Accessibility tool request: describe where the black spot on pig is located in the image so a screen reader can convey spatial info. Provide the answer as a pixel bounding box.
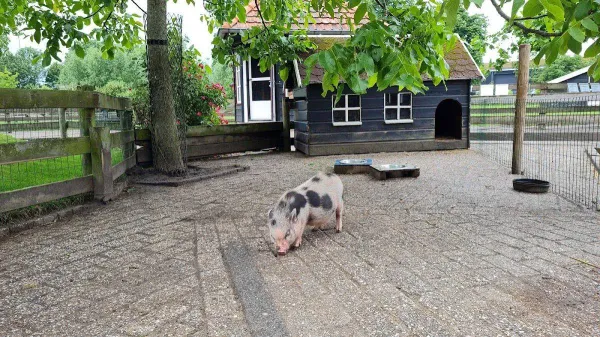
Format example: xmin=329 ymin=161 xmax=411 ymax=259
xmin=311 ymin=176 xmax=321 ymax=182
xmin=271 ymin=219 xmax=276 ymax=226
xmin=326 ymin=173 xmax=334 ymax=177
xmin=321 ymin=194 xmax=333 ymax=210
xmin=286 ymin=192 xmax=307 ymax=215
xmin=302 ymin=186 xmax=308 ymax=190
xmin=306 ymin=190 xmax=320 ymax=207
xmin=278 ymin=200 xmax=286 ymax=209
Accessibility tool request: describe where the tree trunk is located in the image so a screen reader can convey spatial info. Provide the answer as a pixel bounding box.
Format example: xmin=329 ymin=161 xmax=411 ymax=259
xmin=147 ymin=0 xmax=185 ymax=174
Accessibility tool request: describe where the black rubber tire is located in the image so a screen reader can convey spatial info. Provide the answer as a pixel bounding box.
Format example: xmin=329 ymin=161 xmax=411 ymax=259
xmin=513 ymin=179 xmax=550 ymax=193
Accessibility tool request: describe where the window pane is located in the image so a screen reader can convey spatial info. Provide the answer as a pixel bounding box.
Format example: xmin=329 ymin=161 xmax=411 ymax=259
xmin=252 ymin=81 xmax=271 ymax=101
xmin=347 ymin=95 xmax=360 ymax=108
xmin=333 ymin=110 xmax=346 ymax=122
xmin=400 ymin=108 xmax=411 ymax=120
xmin=385 ymin=93 xmax=398 ymax=106
xmin=385 ymin=108 xmax=397 ymax=120
xmin=348 ymin=109 xmax=361 ymax=122
xmin=251 ymin=58 xmax=269 ymax=78
xmin=399 ymin=93 xmax=411 ymax=106
xmin=333 ymin=96 xmax=345 ymax=108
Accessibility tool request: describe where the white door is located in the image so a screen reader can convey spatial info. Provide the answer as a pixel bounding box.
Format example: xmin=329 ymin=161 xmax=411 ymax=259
xmin=249 ymin=59 xmax=273 ymax=121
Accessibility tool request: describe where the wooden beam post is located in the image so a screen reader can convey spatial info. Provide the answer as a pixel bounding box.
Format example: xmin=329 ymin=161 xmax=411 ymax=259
xmin=90 ymin=126 xmax=113 ymax=201
xmin=78 ymin=86 xmax=96 ymax=175
xmin=281 ymin=98 xmax=291 ymax=152
xmin=59 ymin=108 xmax=67 ymax=139
xmin=512 ymin=44 xmax=530 ymax=175
xmin=119 ymin=110 xmax=134 ymax=159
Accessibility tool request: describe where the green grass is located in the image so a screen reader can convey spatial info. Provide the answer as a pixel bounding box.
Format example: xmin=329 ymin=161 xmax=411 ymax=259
xmin=0 ymin=148 xmax=124 ymax=192
xmin=0 ymin=134 xmax=25 ymax=144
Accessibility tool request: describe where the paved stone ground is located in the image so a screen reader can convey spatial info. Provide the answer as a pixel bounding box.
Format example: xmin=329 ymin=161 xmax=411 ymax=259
xmin=1 ymin=150 xmax=599 ymax=336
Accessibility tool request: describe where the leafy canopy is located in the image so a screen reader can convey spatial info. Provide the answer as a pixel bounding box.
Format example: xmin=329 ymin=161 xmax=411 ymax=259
xmin=453 ymin=9 xmax=488 ymax=65
xmin=0 ymin=69 xmax=18 ymax=88
xmin=1 ymin=0 xmax=144 ymax=66
xmin=1 ymin=0 xmax=599 ymax=95
xmin=0 ymin=47 xmax=45 ymax=88
xmin=531 ymin=55 xmax=593 ymax=82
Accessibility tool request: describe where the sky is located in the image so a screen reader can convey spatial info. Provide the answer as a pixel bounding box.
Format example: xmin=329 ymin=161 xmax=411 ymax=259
xmin=8 ymin=1 xmax=516 ymax=64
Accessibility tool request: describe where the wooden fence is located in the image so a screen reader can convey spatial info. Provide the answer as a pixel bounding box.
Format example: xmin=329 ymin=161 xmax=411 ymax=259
xmin=135 ymin=122 xmax=287 ymax=165
xmin=0 ymin=89 xmax=135 ymax=213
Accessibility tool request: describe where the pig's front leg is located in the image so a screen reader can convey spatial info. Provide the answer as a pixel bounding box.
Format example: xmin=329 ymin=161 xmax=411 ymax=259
xmin=292 ymin=222 xmax=306 ymax=248
xmin=335 ymin=202 xmax=343 ymax=233
xmin=293 ymin=235 xmax=302 ymax=248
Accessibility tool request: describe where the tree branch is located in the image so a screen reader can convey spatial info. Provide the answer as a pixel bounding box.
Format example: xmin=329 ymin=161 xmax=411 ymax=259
xmin=490 ymin=0 xmax=560 ymax=37
xmin=254 ymin=0 xmax=269 ymax=30
xmin=131 ymin=0 xmax=147 ymax=15
xmin=83 ymin=5 xmax=106 ymax=19
xmin=514 ymin=14 xmax=547 ymax=21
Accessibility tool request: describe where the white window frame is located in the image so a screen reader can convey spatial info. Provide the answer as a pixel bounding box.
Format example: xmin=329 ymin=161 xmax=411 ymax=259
xmin=384 ymin=92 xmax=413 ymax=124
xmin=235 ymin=58 xmax=242 ymax=104
xmin=332 ymin=94 xmax=362 ymax=126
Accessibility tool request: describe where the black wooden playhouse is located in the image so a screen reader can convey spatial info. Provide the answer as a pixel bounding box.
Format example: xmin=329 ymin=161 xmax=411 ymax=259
xmin=218 ymin=4 xmax=484 ymax=156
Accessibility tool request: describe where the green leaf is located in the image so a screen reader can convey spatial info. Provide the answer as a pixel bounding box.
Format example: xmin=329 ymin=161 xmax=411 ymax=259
xmin=573 ymin=0 xmax=591 ymax=20
xmin=279 ymin=66 xmax=289 ymax=81
xmin=237 ymin=3 xmax=247 ymax=23
xmin=582 ymin=18 xmax=598 ymax=32
xmin=358 ymin=53 xmax=374 ymax=74
xmin=445 ymin=0 xmax=460 ymax=28
xmin=567 ymin=36 xmax=582 ymax=54
xmin=511 ymin=0 xmax=525 ymax=19
xmin=539 ymin=0 xmax=564 ymax=22
xmin=75 ymin=44 xmax=85 ymax=58
xmin=348 ymin=0 xmax=361 ymax=8
xmin=354 ymin=3 xmax=367 ymax=25
xmin=471 ymin=0 xmax=483 ymax=6
xmin=584 ymin=40 xmax=600 ymax=58
xmin=42 ymin=54 xmax=51 ymax=67
xmin=368 ymin=73 xmax=377 ymax=87
xmin=318 ymin=50 xmax=336 ymax=73
xmin=34 ymin=30 xmax=41 ymax=43
xmin=568 ymin=26 xmax=585 ymax=42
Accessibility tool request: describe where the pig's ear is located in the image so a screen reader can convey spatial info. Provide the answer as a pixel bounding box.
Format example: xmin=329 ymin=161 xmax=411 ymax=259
xmin=287 ymin=208 xmax=298 ymax=223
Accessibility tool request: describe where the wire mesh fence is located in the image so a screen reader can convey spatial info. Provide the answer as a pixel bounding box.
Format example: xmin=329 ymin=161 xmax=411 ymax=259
xmin=471 ymin=94 xmax=600 ymax=210
xmin=0 ymin=106 xmax=132 ymax=193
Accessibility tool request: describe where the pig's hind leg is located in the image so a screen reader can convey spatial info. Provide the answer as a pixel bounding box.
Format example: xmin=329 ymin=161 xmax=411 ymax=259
xmin=335 ymin=201 xmax=343 ymax=233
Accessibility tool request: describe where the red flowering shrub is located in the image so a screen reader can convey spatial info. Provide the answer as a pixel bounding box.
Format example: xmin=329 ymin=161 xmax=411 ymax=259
xmin=181 ymin=48 xmax=228 ymax=126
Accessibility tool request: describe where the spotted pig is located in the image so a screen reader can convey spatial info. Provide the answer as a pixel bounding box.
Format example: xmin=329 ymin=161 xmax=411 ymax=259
xmin=267 ymin=172 xmax=344 ymax=256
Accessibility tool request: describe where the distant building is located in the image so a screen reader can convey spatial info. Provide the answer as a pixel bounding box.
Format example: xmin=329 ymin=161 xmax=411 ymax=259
xmin=481 ymin=69 xmax=517 ymax=86
xmin=548 ymin=66 xmax=594 ymax=84
xmin=549 ymin=66 xmax=600 ymax=93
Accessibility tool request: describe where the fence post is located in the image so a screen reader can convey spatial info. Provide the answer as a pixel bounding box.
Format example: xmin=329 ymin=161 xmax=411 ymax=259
xmin=281 ymin=98 xmax=291 ymax=152
xmin=512 ymin=44 xmax=530 ymax=175
xmin=59 ymin=108 xmax=67 ymax=139
xmin=90 ymin=126 xmax=114 ymax=201
xmin=78 ymin=86 xmax=96 ymax=175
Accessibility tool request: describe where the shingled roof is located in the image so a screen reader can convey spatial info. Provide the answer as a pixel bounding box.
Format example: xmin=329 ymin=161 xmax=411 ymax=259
xmin=219 ymin=2 xmax=363 ymax=34
xmin=219 ymin=4 xmax=483 ymax=82
xmin=297 ymin=37 xmax=484 ymax=83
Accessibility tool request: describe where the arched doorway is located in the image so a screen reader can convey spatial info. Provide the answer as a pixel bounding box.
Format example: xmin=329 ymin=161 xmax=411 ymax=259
xmin=435 ymin=99 xmax=462 ymax=140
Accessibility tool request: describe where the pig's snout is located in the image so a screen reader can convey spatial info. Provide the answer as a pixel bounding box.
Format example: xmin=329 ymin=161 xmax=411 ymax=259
xmin=276 ymin=240 xmax=290 ymax=256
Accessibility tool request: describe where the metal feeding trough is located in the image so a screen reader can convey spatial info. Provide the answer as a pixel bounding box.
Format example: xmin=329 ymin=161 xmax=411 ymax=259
xmin=370 ymin=164 xmax=420 ymax=180
xmin=334 ymin=159 xmax=373 ymax=174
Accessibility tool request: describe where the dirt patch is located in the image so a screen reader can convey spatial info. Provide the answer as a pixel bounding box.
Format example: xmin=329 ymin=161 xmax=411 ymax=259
xmin=128 ymin=164 xmax=248 ymax=187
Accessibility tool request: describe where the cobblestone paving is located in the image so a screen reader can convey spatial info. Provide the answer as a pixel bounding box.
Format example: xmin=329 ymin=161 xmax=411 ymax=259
xmin=1 ymin=150 xmax=599 ymax=336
